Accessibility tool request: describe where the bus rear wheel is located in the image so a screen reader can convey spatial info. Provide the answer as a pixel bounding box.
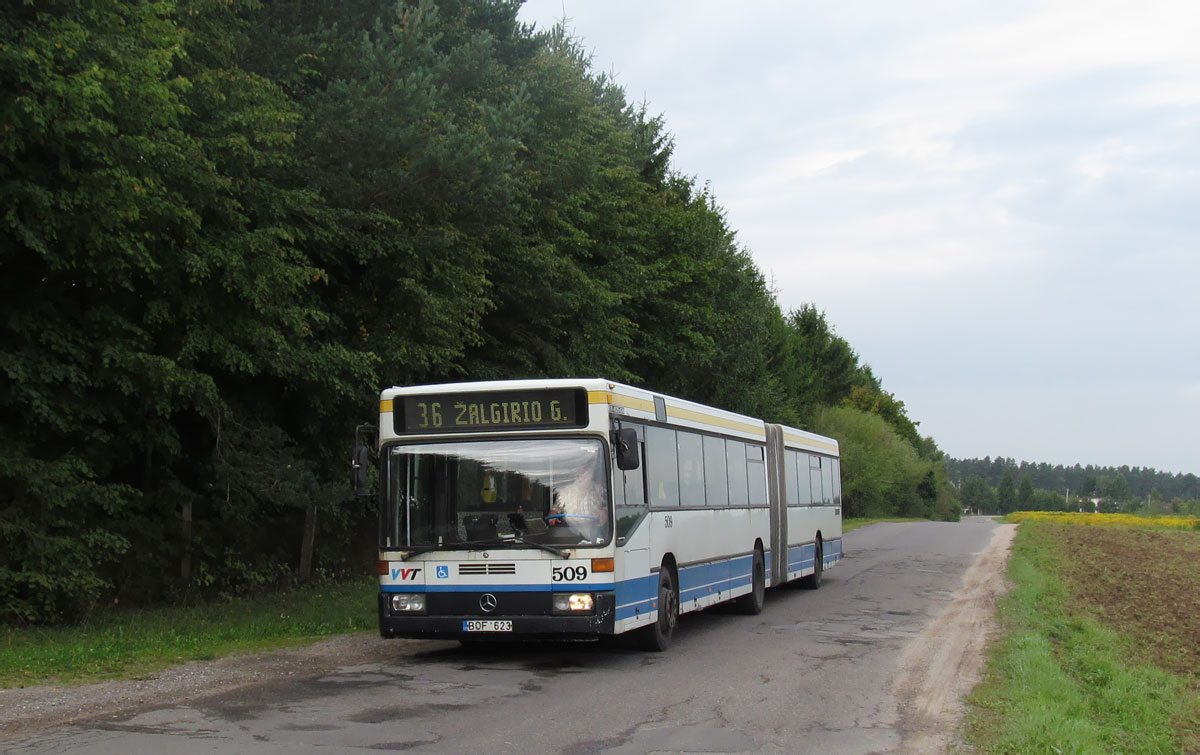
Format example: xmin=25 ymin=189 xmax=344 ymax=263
xmin=800 ymin=540 xmax=823 ymax=589
xmin=735 ymin=548 xmax=765 ymax=615
xmin=638 ymin=567 xmax=678 ymax=651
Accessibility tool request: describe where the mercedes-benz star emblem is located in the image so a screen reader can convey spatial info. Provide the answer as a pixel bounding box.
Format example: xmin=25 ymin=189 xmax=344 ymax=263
xmin=479 ymin=593 xmax=498 ymax=613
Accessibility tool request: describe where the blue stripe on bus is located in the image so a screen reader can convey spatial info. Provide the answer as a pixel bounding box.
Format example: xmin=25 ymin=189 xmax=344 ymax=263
xmin=614 ymin=554 xmax=757 ymax=621
xmin=677 ymin=554 xmax=753 ymax=603
xmin=381 ymin=543 xmax=843 ymax=617
xmin=614 ymin=574 xmax=657 ymax=621
xmin=826 ymin=538 xmax=843 ymax=562
xmin=787 ymin=543 xmax=816 ymax=572
xmin=381 ymin=583 xmax=616 ymax=593
xmin=784 ymin=539 xmax=844 ymax=573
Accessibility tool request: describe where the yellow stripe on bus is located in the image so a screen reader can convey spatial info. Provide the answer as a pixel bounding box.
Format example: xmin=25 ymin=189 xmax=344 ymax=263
xmin=613 ymin=395 xmax=656 ymax=412
xmin=380 ymin=399 xmax=394 ymax=413
xmin=668 ymin=406 xmax=765 ymax=438
xmin=783 ymin=432 xmax=838 ymax=453
xmin=590 ymin=392 xmax=658 ymax=413
xmin=591 ymin=391 xmax=763 ymax=437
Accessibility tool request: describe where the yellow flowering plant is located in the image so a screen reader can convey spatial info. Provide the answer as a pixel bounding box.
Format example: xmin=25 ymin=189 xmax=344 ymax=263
xmin=1007 ymin=511 xmax=1199 ymax=530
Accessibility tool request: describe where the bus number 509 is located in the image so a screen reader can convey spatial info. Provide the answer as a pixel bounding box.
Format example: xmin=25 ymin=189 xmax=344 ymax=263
xmin=552 ymin=566 xmax=588 ymax=582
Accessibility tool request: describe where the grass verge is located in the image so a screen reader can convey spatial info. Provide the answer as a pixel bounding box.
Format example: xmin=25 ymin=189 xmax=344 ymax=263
xmin=0 ymin=577 xmax=377 ymax=689
xmin=967 ymin=520 xmax=1199 ymax=752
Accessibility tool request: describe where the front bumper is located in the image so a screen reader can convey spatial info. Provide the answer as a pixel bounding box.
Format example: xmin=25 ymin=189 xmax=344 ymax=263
xmin=378 ymin=591 xmax=616 ymax=640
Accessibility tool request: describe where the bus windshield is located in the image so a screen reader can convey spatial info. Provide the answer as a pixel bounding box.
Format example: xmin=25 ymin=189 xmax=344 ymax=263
xmin=381 ymin=438 xmax=611 ymax=549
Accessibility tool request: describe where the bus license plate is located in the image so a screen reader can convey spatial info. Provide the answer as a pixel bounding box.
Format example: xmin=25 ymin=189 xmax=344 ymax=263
xmin=462 ymin=620 xmax=513 ymax=632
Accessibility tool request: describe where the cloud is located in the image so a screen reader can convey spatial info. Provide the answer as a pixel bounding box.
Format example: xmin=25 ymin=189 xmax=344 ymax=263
xmin=521 ymin=0 xmax=1200 ymax=474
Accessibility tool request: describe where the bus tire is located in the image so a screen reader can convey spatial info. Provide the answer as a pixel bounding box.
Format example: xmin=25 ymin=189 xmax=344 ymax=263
xmin=735 ymin=548 xmax=765 ymax=615
xmin=800 ymin=540 xmax=823 ymax=590
xmin=638 ymin=566 xmax=678 ymax=651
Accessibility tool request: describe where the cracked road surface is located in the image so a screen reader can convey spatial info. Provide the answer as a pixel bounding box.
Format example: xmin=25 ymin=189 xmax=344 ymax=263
xmin=3 ymin=518 xmax=1014 ymax=754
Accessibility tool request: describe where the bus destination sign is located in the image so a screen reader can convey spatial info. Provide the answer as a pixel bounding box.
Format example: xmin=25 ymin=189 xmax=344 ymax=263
xmin=397 ymin=388 xmax=588 ymax=434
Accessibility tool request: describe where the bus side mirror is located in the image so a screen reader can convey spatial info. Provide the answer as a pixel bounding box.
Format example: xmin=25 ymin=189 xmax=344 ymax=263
xmin=614 ymin=428 xmax=639 ymax=471
xmin=351 ymin=445 xmax=371 ymax=496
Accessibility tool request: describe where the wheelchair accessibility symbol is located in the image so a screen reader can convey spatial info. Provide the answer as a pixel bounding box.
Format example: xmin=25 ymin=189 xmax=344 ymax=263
xmin=436 ymin=566 xmax=449 ymax=579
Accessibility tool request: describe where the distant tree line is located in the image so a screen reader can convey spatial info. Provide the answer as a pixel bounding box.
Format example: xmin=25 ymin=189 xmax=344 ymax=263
xmin=949 ymin=457 xmax=1200 ymax=515
xmin=1 ymin=0 xmax=955 ymax=625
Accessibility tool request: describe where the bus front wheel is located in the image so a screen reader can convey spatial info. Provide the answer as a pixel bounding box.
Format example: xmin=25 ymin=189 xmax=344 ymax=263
xmin=638 ymin=567 xmax=678 ymax=651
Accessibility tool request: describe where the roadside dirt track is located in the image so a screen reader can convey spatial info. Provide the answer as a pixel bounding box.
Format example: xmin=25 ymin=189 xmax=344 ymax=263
xmin=894 ymin=522 xmax=1017 ymax=752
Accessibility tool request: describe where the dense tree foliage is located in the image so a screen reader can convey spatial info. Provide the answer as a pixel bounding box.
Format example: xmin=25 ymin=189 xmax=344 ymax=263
xmin=811 ymin=406 xmax=957 ymax=521
xmin=1 ymin=0 xmax=952 ymax=624
xmin=996 ymin=468 xmax=1016 ymax=515
xmin=960 ymin=475 xmax=995 ymax=514
xmin=1017 ymin=474 xmax=1034 ymax=509
xmin=949 ymin=457 xmax=1200 ymax=515
xmin=949 ymin=457 xmax=1199 ymax=507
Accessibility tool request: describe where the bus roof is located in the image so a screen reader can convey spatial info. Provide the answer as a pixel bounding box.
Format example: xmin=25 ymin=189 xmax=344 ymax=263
xmin=380 ymin=379 xmax=838 ymax=455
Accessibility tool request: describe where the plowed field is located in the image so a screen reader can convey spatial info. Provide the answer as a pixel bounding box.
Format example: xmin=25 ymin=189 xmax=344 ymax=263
xmin=1050 ymin=523 xmax=1200 ymax=682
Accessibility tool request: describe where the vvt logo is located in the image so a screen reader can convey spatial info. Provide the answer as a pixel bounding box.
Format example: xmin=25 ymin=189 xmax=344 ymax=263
xmin=436 ymin=565 xmax=450 ymax=579
xmin=390 ymin=568 xmax=421 ymax=581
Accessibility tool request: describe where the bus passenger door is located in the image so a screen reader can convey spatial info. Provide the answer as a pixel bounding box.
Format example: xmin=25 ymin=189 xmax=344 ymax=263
xmin=613 ymin=422 xmax=652 ymax=629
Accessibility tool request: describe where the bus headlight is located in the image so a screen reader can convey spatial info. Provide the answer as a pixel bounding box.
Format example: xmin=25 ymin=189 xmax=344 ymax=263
xmin=389 ymin=594 xmax=426 ymax=614
xmin=552 ymin=593 xmax=594 ymax=615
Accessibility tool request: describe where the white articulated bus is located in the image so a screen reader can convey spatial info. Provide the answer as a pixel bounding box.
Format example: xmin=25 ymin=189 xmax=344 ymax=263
xmin=359 ymin=378 xmax=842 ymax=650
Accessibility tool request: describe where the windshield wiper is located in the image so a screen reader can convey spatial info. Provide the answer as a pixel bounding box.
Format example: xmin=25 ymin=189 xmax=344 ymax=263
xmin=396 ymin=540 xmax=499 ymax=560
xmin=509 ymin=536 xmax=570 ymax=559
xmin=396 ymin=545 xmax=446 ymax=561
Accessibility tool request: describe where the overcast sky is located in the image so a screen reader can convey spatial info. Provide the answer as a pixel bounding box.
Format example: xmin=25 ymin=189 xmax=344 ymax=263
xmin=517 ymin=0 xmax=1200 ymax=476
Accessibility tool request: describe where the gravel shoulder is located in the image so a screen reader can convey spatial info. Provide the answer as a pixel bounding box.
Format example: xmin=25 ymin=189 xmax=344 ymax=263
xmin=0 ymin=632 xmax=405 ymax=741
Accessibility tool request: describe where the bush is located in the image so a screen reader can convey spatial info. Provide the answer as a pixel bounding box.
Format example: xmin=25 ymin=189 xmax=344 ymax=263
xmin=811 ymin=406 xmax=932 ymax=519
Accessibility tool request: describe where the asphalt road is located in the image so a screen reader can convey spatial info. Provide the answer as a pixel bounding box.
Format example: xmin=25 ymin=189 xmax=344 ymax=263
xmin=9 ymin=517 xmax=1005 ymax=754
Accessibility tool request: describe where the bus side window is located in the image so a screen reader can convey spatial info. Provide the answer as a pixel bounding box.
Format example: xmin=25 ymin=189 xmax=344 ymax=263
xmin=703 ymin=435 xmax=728 ymax=507
xmin=798 ymin=454 xmax=813 ymax=505
xmin=784 ymin=450 xmax=799 ymax=506
xmin=821 ymin=456 xmax=834 ymax=505
xmin=677 ymin=431 xmax=704 ymax=507
xmin=727 ymin=440 xmax=748 ymax=506
xmin=809 ymin=455 xmax=823 ymax=506
xmin=832 ymin=459 xmax=842 ymax=505
xmin=746 ymin=444 xmax=767 ymax=505
xmin=646 ymin=425 xmax=679 ymax=507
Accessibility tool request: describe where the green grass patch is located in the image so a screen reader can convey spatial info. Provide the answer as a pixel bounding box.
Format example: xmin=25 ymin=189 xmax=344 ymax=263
xmin=967 ymin=521 xmax=1197 ymax=753
xmin=843 ymin=517 xmax=927 ymax=532
xmin=0 ymin=577 xmax=377 ymax=688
